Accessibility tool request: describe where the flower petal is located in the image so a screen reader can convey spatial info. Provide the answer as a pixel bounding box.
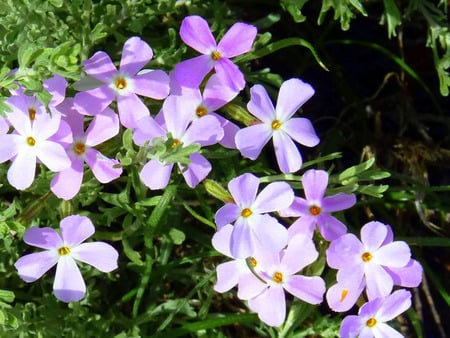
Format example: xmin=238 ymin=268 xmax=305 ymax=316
xmin=85 ymin=108 xmax=120 ymax=146
xmin=248 ymin=286 xmax=286 ymax=327
xmin=85 ymin=148 xmax=122 ymax=183
xmin=140 ymin=160 xmax=173 ymax=190
xmin=214 ymin=58 xmax=245 ymax=91
xmin=182 ymin=115 xmax=223 ymax=146
xmin=117 ymin=93 xmax=149 ymax=128
xmin=15 ymin=251 xmax=59 ymax=282
xmin=282 ymin=233 xmax=318 ymax=274
xmin=377 ymin=289 xmax=412 ymax=322
xmin=71 ymin=242 xmax=118 ymax=272
xmin=214 ymin=260 xmax=242 ymax=293
xmin=283 ymin=117 xmax=319 ymax=147
xmin=247 ymin=84 xmax=276 ymax=123
xmin=230 ymin=218 xmax=254 ymax=258
xmin=73 ymin=86 xmax=115 ymax=116
xmin=326 ymin=278 xmax=365 ymax=312
xmin=173 ymin=55 xmax=214 ymax=88
xmin=0 ymin=134 xmax=19 ymax=163
xmin=50 ymin=158 xmax=84 ymax=200
xmin=60 ymin=215 xmax=95 ymax=247
xmin=35 ymin=141 xmax=71 ymax=172
xmin=252 ymin=214 xmax=288 ymax=253
xmin=217 ymin=22 xmax=257 ymax=58
xmin=24 ymin=227 xmax=63 ymax=249
xmin=133 ymin=115 xmax=166 ymax=146
xmin=228 ymin=172 xmax=259 ymax=207
xmin=119 ymin=37 xmax=153 ymax=75
xmin=134 ymin=70 xmax=170 ymax=99
xmin=316 ymin=213 xmax=348 ymax=241
xmin=212 ymin=223 xmax=234 ymax=256
xmin=361 ymin=221 xmax=388 ymax=251
xmin=276 ymin=78 xmax=315 ymax=121
xmin=322 ymin=193 xmax=356 ymax=212
xmin=253 ymin=181 xmax=294 ymax=213
xmin=235 ymin=124 xmax=272 ymax=160
xmin=385 ymin=259 xmax=423 ymax=287
xmin=287 ymin=215 xmax=316 ymax=239
xmin=302 ymin=169 xmax=328 ymax=202
xmin=284 ymin=275 xmax=325 ymax=305
xmin=53 ymin=255 xmax=86 ymax=302
xmin=374 ymin=241 xmax=411 ymax=268
xmin=364 ymin=263 xmax=394 ymax=300
xmin=83 ymin=51 xmax=117 ymax=83
xmin=7 ymin=148 xmax=36 ymax=190
xmin=214 ymin=203 xmax=241 ymax=228
xmin=273 ymin=130 xmax=302 ymax=173
xmin=181 ymin=153 xmax=212 ymax=188
xmin=340 ymin=315 xmax=364 ymax=338
xmin=180 ymin=15 xmax=216 ymax=54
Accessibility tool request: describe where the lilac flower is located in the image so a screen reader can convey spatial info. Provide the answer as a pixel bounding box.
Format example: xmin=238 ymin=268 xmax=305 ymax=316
xmin=243 ymin=234 xmax=326 ymax=327
xmin=326 ymin=221 xmax=421 ymax=311
xmin=340 ymin=289 xmax=412 ymax=338
xmin=235 ymin=78 xmax=320 ymax=173
xmin=0 ymin=93 xmax=71 ymax=190
xmin=214 ymin=172 xmax=294 ymax=258
xmin=173 ymin=15 xmax=257 ymax=91
xmin=51 ymin=99 xmax=122 ymax=200
xmin=74 ymin=36 xmax=170 ymax=128
xmin=15 ymin=215 xmax=118 ymax=302
xmin=280 ymin=169 xmax=356 ymax=241
xmin=133 ymin=94 xmax=224 ymax=189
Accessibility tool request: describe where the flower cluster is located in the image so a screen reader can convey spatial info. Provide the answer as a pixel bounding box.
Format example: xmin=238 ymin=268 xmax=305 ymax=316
xmin=2 ymin=14 xmax=423 ymax=335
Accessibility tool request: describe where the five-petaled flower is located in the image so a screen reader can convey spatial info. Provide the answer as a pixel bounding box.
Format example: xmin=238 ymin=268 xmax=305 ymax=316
xmin=15 ymin=215 xmax=119 ymax=303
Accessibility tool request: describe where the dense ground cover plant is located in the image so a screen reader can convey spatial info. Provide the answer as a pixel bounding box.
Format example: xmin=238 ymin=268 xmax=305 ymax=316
xmin=0 ymin=1 xmax=448 ymax=337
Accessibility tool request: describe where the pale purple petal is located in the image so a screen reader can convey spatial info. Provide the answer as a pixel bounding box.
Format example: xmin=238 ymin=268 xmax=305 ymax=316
xmin=326 ymin=233 xmax=364 ymax=269
xmin=203 ymin=74 xmax=240 ymax=108
xmin=283 ymin=117 xmax=320 ymax=147
xmin=279 ymin=196 xmax=309 ymax=217
xmin=340 ymin=315 xmax=364 ymax=338
xmin=228 ymin=172 xmax=259 ymax=207
xmin=273 ymin=130 xmax=302 ymax=173
xmin=50 ymin=158 xmax=84 ymax=200
xmin=162 ymin=95 xmax=193 ymax=137
xmin=252 ymin=214 xmax=288 ymax=253
xmin=361 ymin=221 xmax=388 ymax=251
xmin=60 ymin=215 xmax=95 ymax=247
xmin=326 ymin=278 xmax=365 ymax=312
xmin=247 ymin=84 xmax=276 ymax=123
xmin=230 ymin=218 xmax=254 ymax=258
xmin=85 ymin=148 xmax=122 ymax=183
xmin=23 ymin=227 xmax=63 ymax=249
xmin=235 ymin=124 xmax=272 ymax=160
xmin=214 ymin=58 xmax=245 ymax=91
xmin=214 ymin=261 xmax=242 ymax=293
xmin=322 ymin=193 xmax=357 ymax=212
xmin=287 ymin=216 xmax=316 ymax=239
xmin=173 ymin=55 xmax=214 ymax=88
xmin=73 ymin=86 xmax=115 ymax=115
xmin=36 ymin=141 xmax=71 ymax=172
xmin=44 ymin=75 xmax=67 ymax=107
xmin=134 ymin=70 xmax=170 ymax=99
xmin=374 ymin=241 xmax=411 ymax=268
xmin=248 ymin=286 xmax=286 ymax=327
xmin=53 ymin=255 xmax=86 ymax=302
xmin=120 ymin=36 xmax=153 ymax=75
xmin=215 ymin=203 xmax=241 ymax=228
xmin=85 ymin=108 xmax=119 ymax=146
xmin=302 ymin=169 xmax=328 ymax=201
xmin=284 ymin=275 xmax=325 ymax=304
xmin=316 ymin=213 xmax=348 ymax=241
xmin=15 ymin=251 xmax=59 ymax=282
xmin=180 ymin=15 xmax=216 ymax=54
xmin=32 ymin=110 xmax=62 ymax=140
xmin=71 ymin=242 xmax=118 ymax=272
xmin=59 ymin=99 xmax=84 ymax=136
xmin=385 ymin=259 xmax=423 ymax=287
xmin=140 ymin=159 xmax=173 ymax=190
xmin=182 ymin=115 xmax=223 ymax=146
xmin=281 ymin=233 xmax=318 ymax=274
xmin=276 ymin=78 xmax=315 ymax=121
xmin=217 ymin=22 xmax=257 ymax=58
xmin=117 ymin=93 xmax=149 ymax=128
xmin=253 ymin=181 xmax=294 ymax=213
xmin=0 ymin=134 xmax=19 ymax=162
xmin=364 ymin=263 xmax=394 ymax=300
xmin=7 ymin=148 xmax=36 ymax=190
xmin=132 ymin=115 xmax=166 ymax=146
xmin=371 ymin=323 xmax=404 ymax=338
xmin=83 ymin=51 xmax=117 ymax=83
xmin=181 ymin=153 xmax=212 ymax=188
xmin=212 ymin=114 xmax=239 ymax=149
xmin=376 ymin=289 xmax=412 ymax=322
xmin=212 ymin=223 xmax=234 ymax=256
xmin=237 ymin=272 xmax=267 ymax=300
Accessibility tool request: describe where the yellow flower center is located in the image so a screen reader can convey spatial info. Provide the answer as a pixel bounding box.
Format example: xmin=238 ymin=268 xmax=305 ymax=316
xmin=28 ymin=107 xmax=36 ymax=121
xmin=366 ymin=317 xmax=377 ymax=327
xmin=196 ymin=106 xmax=208 ymax=117
xmin=309 ymin=205 xmax=321 ymax=216
xmin=340 ymin=288 xmax=349 ymax=302
xmin=58 ymin=246 xmax=71 ymax=256
xmin=362 ymin=252 xmax=373 ymax=262
xmin=250 ymin=257 xmax=257 ymax=267
xmin=241 ymin=208 xmax=252 ymax=218
xmin=271 ymin=119 xmax=282 ymax=130
xmin=211 ymin=50 xmax=222 ymax=61
xmin=171 ymin=139 xmax=181 ymax=148
xmin=114 ymin=77 xmax=127 ymax=90
xmin=73 ymin=142 xmax=86 ymax=155
xmin=27 ymin=136 xmax=36 ymax=146
xmin=272 ymin=272 xmax=283 ymax=283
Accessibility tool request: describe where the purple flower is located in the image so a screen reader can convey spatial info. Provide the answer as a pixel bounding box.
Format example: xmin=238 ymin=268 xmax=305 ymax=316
xmin=14 ymin=215 xmax=118 ymax=302
xmin=243 ymin=234 xmax=326 ymax=327
xmin=0 ymin=93 xmax=71 ymax=190
xmin=173 ymin=15 xmax=257 ymax=91
xmin=133 ymin=94 xmax=224 ymax=189
xmin=281 ymin=169 xmax=356 ymax=241
xmin=326 ymin=221 xmax=421 ymax=311
xmin=74 ymin=36 xmax=170 ymax=128
xmin=50 ymin=99 xmax=122 ymax=200
xmin=340 ymin=289 xmax=412 ymax=338
xmin=235 ymin=78 xmax=320 ymax=173
xmin=214 ymin=172 xmax=294 ymax=258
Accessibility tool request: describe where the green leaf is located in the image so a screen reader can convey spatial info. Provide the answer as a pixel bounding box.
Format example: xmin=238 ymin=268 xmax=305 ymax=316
xmin=281 ymin=0 xmax=309 ymax=23
xmin=168 ymin=228 xmax=186 ymax=245
xmin=122 ymin=238 xmax=144 ymax=266
xmin=382 ymin=0 xmax=402 ymax=38
xmin=338 ymin=158 xmax=375 ymax=182
xmin=0 ymin=290 xmax=14 ymax=303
